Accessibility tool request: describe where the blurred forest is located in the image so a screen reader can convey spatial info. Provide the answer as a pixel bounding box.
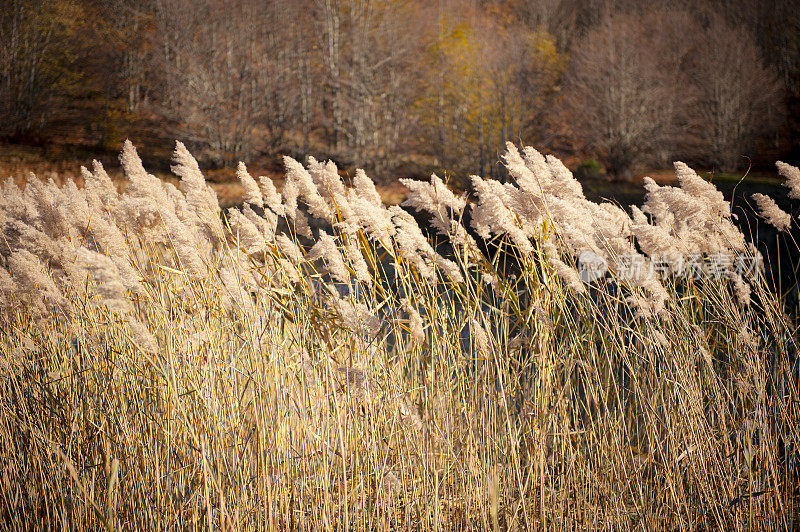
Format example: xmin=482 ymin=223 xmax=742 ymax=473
xmin=1 ymin=0 xmax=799 ymax=182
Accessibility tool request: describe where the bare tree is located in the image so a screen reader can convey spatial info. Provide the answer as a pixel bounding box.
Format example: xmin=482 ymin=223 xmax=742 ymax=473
xmin=688 ymin=13 xmax=783 ymax=170
xmin=312 ymin=0 xmax=431 ymax=170
xmin=150 ymin=0 xmax=306 ymax=163
xmin=561 ymin=12 xmax=689 ymax=179
xmin=705 ymin=0 xmax=800 ymax=96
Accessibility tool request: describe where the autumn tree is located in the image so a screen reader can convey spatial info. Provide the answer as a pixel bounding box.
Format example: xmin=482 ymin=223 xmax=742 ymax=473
xmin=0 ymin=0 xmax=82 ymax=139
xmin=91 ymin=0 xmax=157 ymax=114
xmin=0 ymin=0 xmax=795 ymax=178
xmin=419 ymin=3 xmax=563 ymax=178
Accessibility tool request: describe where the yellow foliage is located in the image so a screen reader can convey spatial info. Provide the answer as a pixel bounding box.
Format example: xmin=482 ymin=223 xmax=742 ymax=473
xmin=417 ymin=13 xmax=564 ymax=176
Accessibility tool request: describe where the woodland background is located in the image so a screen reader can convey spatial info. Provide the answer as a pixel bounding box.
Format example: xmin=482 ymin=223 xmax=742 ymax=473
xmin=1 ymin=0 xmax=799 ymax=183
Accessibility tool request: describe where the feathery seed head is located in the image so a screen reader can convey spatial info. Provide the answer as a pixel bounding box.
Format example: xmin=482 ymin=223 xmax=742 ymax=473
xmin=236 ymin=162 xmax=263 ymax=207
xmin=752 ymin=193 xmax=791 ymax=231
xmin=776 ymin=161 xmax=800 ymax=199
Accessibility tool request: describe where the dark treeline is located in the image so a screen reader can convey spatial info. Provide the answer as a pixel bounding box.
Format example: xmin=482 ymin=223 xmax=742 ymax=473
xmin=1 ymin=0 xmax=799 ymax=181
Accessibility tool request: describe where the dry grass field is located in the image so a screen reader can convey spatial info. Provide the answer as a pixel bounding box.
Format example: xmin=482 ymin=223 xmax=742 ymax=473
xmin=0 ymin=141 xmax=798 ymax=530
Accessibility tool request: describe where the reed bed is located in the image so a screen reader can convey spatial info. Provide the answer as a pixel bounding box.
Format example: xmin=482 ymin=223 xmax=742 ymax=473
xmin=0 ymin=141 xmax=798 ymax=530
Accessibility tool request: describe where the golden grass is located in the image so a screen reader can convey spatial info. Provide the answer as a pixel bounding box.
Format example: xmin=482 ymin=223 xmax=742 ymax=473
xmin=0 ymin=145 xmax=798 ymax=530
xmin=0 ymin=145 xmax=408 ymax=208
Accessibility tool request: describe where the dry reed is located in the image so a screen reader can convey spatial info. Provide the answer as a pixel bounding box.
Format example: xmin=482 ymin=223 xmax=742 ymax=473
xmin=0 ymin=141 xmax=798 ymax=530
